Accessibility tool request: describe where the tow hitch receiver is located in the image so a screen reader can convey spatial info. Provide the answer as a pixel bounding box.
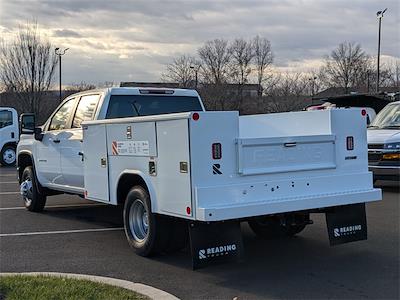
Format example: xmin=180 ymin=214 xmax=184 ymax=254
xmin=326 ymin=203 xmax=367 ymax=246
xmin=189 ymin=221 xmax=243 ymax=270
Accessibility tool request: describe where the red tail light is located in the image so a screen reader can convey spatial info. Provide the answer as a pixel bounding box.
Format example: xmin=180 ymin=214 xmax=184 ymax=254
xmin=212 ymin=143 xmax=222 ymax=159
xmin=346 ymin=136 xmax=354 ymax=150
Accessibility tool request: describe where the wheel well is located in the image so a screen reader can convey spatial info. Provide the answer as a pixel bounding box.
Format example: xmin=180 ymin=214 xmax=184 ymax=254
xmin=18 ymin=153 xmax=33 ymax=182
xmin=1 ymin=142 xmax=17 ymax=151
xmin=117 ymin=174 xmax=148 ymax=206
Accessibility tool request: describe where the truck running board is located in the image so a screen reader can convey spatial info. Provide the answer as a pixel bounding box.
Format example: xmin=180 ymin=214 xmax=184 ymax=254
xmin=189 ymin=221 xmax=244 ymax=270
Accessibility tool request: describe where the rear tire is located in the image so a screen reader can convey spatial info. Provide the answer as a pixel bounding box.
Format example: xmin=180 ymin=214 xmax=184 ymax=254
xmin=20 ymin=166 xmax=46 ymax=212
xmin=1 ymin=145 xmax=16 ymax=166
xmin=123 ymin=186 xmax=169 ymax=256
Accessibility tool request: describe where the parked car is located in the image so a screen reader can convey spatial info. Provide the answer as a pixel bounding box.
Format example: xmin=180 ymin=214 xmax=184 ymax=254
xmin=367 ymin=101 xmax=400 ymax=182
xmin=0 ymin=107 xmax=19 ymax=166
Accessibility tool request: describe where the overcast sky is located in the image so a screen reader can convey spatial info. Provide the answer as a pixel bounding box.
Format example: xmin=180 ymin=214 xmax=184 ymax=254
xmin=0 ymin=0 xmax=399 ymax=85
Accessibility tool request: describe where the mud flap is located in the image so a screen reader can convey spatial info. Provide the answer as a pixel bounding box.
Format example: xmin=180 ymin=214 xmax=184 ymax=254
xmin=189 ymin=221 xmax=243 ymax=270
xmin=326 ymin=203 xmax=367 ymax=246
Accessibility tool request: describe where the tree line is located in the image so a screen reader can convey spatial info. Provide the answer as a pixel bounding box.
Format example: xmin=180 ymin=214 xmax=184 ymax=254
xmin=162 ymin=37 xmax=400 ymax=113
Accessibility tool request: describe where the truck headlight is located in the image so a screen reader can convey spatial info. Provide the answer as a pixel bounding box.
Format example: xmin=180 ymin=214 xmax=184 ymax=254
xmin=384 ymin=142 xmax=400 ymax=150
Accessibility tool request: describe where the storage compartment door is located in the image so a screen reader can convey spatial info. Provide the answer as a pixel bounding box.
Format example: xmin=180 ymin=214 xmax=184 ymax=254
xmin=82 ymin=124 xmax=110 ymax=202
xmin=237 ymin=134 xmax=336 ymax=175
xmin=156 ymin=119 xmax=192 ymax=217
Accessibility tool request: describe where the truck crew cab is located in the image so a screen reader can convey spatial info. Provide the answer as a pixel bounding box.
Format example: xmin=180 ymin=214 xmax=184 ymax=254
xmin=17 ymin=87 xmax=381 ymax=268
xmin=0 ymin=107 xmax=19 ymax=166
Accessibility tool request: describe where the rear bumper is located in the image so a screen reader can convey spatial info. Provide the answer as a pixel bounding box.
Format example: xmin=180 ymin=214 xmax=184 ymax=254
xmin=196 ymin=188 xmax=381 ymax=222
xmin=369 ymin=165 xmax=400 ymax=181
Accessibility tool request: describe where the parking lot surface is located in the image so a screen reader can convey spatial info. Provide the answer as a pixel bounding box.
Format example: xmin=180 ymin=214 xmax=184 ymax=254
xmin=0 ymin=166 xmax=399 ymax=299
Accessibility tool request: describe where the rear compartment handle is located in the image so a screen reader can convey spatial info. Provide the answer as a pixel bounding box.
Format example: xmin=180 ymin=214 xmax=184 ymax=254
xmin=284 ymin=142 xmax=297 ymax=147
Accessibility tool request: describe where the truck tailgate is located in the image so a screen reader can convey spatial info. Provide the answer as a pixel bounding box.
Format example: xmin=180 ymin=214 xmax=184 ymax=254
xmin=237 ymin=135 xmax=336 ymax=175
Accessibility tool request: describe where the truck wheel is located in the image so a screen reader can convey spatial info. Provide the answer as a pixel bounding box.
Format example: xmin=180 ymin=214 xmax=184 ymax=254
xmin=20 ymin=166 xmax=46 ymax=212
xmin=1 ymin=145 xmax=16 ymax=166
xmin=123 ymin=186 xmax=168 ymax=256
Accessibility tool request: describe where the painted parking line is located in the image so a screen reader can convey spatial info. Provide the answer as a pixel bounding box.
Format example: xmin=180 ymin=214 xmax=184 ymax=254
xmin=0 ymin=204 xmax=106 ymax=211
xmin=0 ymin=192 xmax=20 ymax=195
xmin=0 ymin=227 xmax=124 ymax=237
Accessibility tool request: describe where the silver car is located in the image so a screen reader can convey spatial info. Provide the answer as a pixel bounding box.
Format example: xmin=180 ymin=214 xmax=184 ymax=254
xmin=367 ymin=101 xmax=400 ymax=182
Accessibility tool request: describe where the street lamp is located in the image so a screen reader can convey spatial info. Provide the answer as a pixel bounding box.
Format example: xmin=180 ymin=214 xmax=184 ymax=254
xmin=190 ymin=64 xmax=201 ymax=89
xmin=308 ymin=76 xmax=317 ymax=96
xmin=55 ymin=47 xmax=69 ymax=102
xmin=376 ymin=8 xmax=387 ymax=93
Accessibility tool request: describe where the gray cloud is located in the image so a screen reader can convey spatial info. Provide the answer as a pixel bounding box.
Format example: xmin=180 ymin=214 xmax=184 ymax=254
xmin=0 ymin=0 xmax=398 ymax=84
xmin=53 ymin=29 xmax=81 ymax=38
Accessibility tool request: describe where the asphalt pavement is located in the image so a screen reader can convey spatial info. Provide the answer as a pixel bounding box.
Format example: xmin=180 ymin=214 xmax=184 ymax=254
xmin=0 ymin=166 xmax=399 ymax=299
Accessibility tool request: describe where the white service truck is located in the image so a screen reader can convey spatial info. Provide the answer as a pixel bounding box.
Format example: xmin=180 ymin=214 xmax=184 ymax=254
xmin=0 ymin=107 xmax=19 ymax=166
xmin=17 ymin=87 xmax=382 ymax=268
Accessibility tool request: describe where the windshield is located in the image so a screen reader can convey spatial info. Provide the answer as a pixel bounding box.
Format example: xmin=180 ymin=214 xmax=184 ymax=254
xmin=369 ymin=103 xmax=400 ymax=129
xmin=106 ymin=95 xmax=203 ymax=119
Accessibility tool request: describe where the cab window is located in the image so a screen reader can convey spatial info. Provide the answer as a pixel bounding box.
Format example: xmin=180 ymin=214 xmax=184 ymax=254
xmin=72 ymin=94 xmax=99 ymax=128
xmin=49 ymin=99 xmax=75 ymax=131
xmin=0 ymin=110 xmax=13 ymax=129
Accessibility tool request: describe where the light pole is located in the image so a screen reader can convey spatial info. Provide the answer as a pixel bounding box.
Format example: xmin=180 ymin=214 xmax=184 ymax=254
xmin=376 ymin=8 xmax=387 ymax=93
xmin=308 ymin=76 xmax=317 ymax=96
xmin=190 ymin=64 xmax=201 ymax=89
xmin=55 ymin=47 xmax=69 ymax=102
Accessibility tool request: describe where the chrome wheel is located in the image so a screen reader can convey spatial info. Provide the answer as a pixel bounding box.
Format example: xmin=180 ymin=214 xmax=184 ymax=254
xmin=129 ymin=199 xmax=149 ymax=243
xmin=20 ymin=178 xmax=33 ymax=207
xmin=3 ymin=148 xmax=16 ymax=165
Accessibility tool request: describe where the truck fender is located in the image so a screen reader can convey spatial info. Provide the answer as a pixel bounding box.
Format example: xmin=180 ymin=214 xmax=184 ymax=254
xmin=115 ymin=170 xmax=159 ymax=213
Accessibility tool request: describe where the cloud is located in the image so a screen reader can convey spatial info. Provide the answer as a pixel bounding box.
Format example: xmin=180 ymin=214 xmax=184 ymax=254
xmin=0 ymin=0 xmax=398 ymax=84
xmin=53 ymin=29 xmax=81 ymax=38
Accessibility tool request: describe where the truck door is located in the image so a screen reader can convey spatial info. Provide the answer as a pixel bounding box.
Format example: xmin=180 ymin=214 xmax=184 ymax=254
xmin=60 ymin=94 xmax=100 ymax=189
xmin=36 ymin=98 xmax=76 ymax=185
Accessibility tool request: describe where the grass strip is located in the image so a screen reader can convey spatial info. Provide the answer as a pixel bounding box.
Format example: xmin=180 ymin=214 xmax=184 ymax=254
xmin=0 ymin=274 xmax=149 ymax=300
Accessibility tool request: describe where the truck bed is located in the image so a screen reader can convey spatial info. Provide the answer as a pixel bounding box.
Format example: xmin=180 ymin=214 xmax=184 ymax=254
xmin=82 ymin=109 xmax=381 ymax=222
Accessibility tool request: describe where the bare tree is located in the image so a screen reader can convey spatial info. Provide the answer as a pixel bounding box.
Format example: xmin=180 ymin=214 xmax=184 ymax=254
xmin=198 ymin=39 xmax=231 ymax=84
xmin=229 ymin=38 xmax=254 ymax=109
xmin=0 ymin=22 xmax=57 ymax=114
xmin=263 ymin=72 xmax=308 ymax=112
xmin=319 ymin=42 xmax=370 ymax=93
xmin=65 ymin=81 xmax=96 ymax=91
xmin=161 ymin=54 xmax=198 ymax=87
xmin=252 ymin=35 xmax=273 ymax=96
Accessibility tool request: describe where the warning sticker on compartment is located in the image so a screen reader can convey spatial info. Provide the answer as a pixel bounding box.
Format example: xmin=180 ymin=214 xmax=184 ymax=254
xmin=111 ymin=141 xmax=150 ymax=156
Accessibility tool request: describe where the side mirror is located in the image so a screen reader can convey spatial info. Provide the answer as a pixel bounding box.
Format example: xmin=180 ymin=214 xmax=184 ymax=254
xmin=20 ymin=113 xmax=35 ymax=135
xmin=34 ymin=127 xmax=44 ymax=141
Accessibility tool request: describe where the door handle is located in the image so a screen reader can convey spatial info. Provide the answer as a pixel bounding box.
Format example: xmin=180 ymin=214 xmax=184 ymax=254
xmin=284 ymin=142 xmax=297 ymax=147
xmin=52 ymin=139 xmax=60 ymax=143
xmin=78 ymin=151 xmax=84 ymax=161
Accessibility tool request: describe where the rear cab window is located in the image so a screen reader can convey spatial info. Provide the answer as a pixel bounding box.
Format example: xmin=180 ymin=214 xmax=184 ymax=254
xmin=105 ymin=95 xmax=203 ymax=119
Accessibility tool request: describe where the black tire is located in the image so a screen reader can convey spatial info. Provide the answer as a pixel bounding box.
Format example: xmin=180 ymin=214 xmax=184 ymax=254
xmin=249 ymin=214 xmax=308 ymax=239
xmin=123 ymin=186 xmax=169 ymax=256
xmin=20 ymin=166 xmax=46 ymax=212
xmin=1 ymin=145 xmax=16 ymax=166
